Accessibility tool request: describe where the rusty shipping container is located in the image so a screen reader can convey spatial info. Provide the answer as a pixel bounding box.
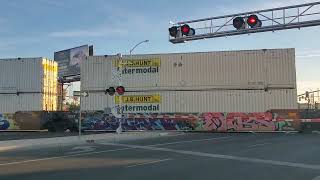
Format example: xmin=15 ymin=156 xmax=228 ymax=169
xmin=81 ymin=48 xmax=297 ymax=112
xmin=0 ymin=58 xmax=58 ymax=113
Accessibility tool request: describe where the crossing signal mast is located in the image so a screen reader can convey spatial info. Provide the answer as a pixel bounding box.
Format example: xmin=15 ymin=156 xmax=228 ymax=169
xmin=169 ymin=2 xmax=320 ymax=43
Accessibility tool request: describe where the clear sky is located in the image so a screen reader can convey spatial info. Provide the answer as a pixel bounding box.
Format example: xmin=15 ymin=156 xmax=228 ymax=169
xmin=0 ymin=0 xmax=319 ymax=95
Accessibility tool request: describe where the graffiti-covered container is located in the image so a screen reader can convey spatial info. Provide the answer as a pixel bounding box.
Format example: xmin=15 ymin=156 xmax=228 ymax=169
xmin=81 ymin=48 xmax=296 ymax=91
xmin=0 ymin=58 xmax=58 ymax=113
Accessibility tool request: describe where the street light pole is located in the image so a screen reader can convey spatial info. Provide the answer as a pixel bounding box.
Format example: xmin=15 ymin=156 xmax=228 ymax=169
xmin=113 ymin=40 xmax=149 ymax=134
xmin=130 ymin=40 xmax=149 ymax=58
xmin=116 ymin=53 xmax=123 ymax=134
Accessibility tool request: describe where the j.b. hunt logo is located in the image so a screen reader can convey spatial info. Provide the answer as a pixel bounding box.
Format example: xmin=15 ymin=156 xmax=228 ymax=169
xmin=114 ymin=58 xmax=160 ymax=75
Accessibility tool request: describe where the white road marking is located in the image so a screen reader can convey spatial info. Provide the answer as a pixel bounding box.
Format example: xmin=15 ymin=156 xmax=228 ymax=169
xmin=148 ymin=137 xmax=230 ymax=147
xmin=0 ymin=147 xmax=134 ymax=167
xmin=127 ymin=158 xmax=172 ymax=168
xmin=248 ymin=142 xmax=272 ymax=148
xmin=66 ymin=146 xmax=96 ymax=155
xmin=100 ymin=142 xmax=320 ymax=171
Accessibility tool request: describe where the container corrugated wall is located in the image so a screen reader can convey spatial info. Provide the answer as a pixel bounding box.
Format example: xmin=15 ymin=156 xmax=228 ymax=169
xmin=81 ymin=49 xmax=297 ymax=112
xmin=0 ymin=58 xmax=42 ymax=93
xmin=82 ymin=48 xmax=296 ymax=91
xmin=0 ymin=58 xmax=58 ymax=113
xmin=0 ymin=94 xmax=42 ymax=113
xmin=81 ymin=89 xmax=297 ymax=112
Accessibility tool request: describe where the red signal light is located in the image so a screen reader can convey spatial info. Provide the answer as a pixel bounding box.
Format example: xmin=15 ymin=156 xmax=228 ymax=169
xmin=181 ymin=24 xmax=190 ymax=35
xmin=247 ymin=15 xmax=261 ymax=28
xmin=116 ymin=86 xmax=125 ymax=95
xmin=249 ymin=17 xmax=256 ymax=24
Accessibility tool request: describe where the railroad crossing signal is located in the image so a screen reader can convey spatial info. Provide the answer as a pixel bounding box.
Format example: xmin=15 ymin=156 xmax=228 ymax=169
xmin=116 ymin=86 xmax=125 ymax=95
xmin=106 ymin=87 xmax=116 ymax=96
xmin=105 ymin=86 xmax=126 ymax=96
xmin=246 ymin=15 xmax=262 ymax=28
xmin=169 ymin=2 xmax=320 ymax=43
xmin=169 ymin=24 xmax=195 ymax=38
xmin=232 ymin=15 xmax=262 ymax=30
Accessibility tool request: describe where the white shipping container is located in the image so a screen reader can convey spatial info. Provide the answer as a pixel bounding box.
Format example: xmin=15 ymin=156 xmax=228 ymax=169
xmin=81 ymin=48 xmax=296 ymax=91
xmin=81 ymin=49 xmax=297 ymax=112
xmin=0 ymin=58 xmax=42 ymax=92
xmin=0 ymin=58 xmax=58 ymax=113
xmin=81 ymin=89 xmax=297 ymax=112
xmin=0 ymin=94 xmax=42 ymax=113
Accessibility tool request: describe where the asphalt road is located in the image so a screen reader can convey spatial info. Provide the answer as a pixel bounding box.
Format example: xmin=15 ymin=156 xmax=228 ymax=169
xmin=0 ymin=131 xmax=108 ymax=141
xmin=0 ymin=133 xmax=320 ymax=180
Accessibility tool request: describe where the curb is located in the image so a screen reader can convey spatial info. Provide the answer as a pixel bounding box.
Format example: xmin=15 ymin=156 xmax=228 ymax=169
xmin=0 ymin=132 xmax=178 ymax=151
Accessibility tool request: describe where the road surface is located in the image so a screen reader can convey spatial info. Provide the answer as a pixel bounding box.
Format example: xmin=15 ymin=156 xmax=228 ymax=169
xmin=0 ymin=133 xmax=320 ymax=180
xmin=0 ymin=131 xmax=107 ymax=141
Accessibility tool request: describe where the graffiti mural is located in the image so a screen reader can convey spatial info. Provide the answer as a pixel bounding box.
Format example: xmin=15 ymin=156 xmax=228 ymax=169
xmin=81 ymin=111 xmax=300 ymax=132
xmin=2 ymin=110 xmax=319 ymax=131
xmin=197 ymin=112 xmax=275 ymax=132
xmin=81 ymin=111 xmax=197 ymax=131
xmin=0 ymin=113 xmax=18 ymax=130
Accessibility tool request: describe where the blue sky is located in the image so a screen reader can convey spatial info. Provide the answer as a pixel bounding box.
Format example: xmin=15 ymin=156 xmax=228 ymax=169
xmin=0 ymin=0 xmax=319 ymax=94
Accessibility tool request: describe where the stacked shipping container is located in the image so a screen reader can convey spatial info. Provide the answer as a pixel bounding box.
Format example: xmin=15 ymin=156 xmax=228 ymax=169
xmin=0 ymin=58 xmax=58 ymax=113
xmin=81 ymin=48 xmax=297 ymax=112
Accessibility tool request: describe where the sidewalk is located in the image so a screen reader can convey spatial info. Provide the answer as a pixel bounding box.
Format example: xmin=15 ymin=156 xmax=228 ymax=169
xmin=0 ymin=132 xmax=179 ymax=150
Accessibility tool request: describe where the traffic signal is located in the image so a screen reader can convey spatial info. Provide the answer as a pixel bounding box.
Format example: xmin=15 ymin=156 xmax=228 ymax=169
xmin=233 ymin=14 xmax=262 ymax=30
xmin=233 ymin=17 xmax=245 ymax=30
xmin=181 ymin=24 xmax=190 ymax=35
xmin=116 ymin=86 xmax=125 ymax=96
xmin=169 ymin=24 xmax=195 ymax=38
xmin=169 ymin=26 xmax=178 ymax=37
xmin=247 ymin=15 xmax=262 ymax=28
xmin=105 ymin=87 xmax=116 ymax=96
xmin=106 ymin=86 xmax=125 ymax=96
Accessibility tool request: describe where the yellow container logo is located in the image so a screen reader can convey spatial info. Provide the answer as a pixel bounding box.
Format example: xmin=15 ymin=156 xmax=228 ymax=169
xmin=115 ymin=95 xmax=161 ymax=104
xmin=114 ymin=58 xmax=160 ymax=68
